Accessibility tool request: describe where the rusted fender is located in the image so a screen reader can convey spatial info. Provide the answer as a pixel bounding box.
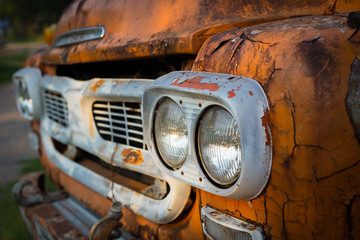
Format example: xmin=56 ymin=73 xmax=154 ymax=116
xmin=44 ymin=0 xmax=359 ymax=64
xmin=192 ymin=15 xmax=360 ymax=239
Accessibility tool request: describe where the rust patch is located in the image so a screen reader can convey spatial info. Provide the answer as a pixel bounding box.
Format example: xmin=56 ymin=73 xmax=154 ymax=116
xmin=227 ymin=89 xmax=236 ymax=98
xmin=121 ymin=149 xmax=144 ymax=165
xmin=90 ymin=80 xmax=104 ymax=92
xmin=249 ymin=91 xmax=254 ymax=96
xmin=171 ymin=76 xmax=220 ymax=91
xmin=261 ymin=109 xmax=271 ymax=146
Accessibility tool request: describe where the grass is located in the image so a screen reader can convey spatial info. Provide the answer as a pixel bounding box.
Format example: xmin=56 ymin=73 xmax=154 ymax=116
xmin=0 ymin=158 xmax=56 ymax=240
xmin=0 ymin=50 xmax=30 ymax=86
xmin=10 ymin=35 xmax=44 ymax=44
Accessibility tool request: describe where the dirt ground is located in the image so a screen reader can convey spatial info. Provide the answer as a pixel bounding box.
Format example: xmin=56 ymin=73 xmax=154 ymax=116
xmin=0 ymin=83 xmax=38 ymax=184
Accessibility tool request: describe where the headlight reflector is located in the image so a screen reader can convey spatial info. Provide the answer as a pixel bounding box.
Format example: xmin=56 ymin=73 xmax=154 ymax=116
xmin=198 ymin=106 xmax=241 ymax=185
xmin=15 ymin=78 xmax=34 ymax=119
xmin=154 ymin=98 xmax=188 ymax=169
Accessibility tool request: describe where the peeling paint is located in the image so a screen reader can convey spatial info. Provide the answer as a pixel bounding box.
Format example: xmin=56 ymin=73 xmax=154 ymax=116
xmin=121 ymin=149 xmax=144 ymax=165
xmin=261 ymin=109 xmax=271 ymax=146
xmin=194 ymin=15 xmax=360 ymax=239
xmin=227 ymin=89 xmax=236 ymax=98
xmin=171 ymin=76 xmax=220 ymax=91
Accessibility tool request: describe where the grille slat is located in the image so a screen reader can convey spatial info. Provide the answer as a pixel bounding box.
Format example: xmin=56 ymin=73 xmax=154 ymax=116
xmin=43 ymin=90 xmax=69 ymax=127
xmin=97 ymin=122 xmax=143 ymax=135
xmin=93 ymin=110 xmax=125 ymax=117
xmin=45 ymin=103 xmax=68 ymax=115
xmin=93 ymin=101 xmax=145 ymax=149
xmin=44 ymin=99 xmax=68 ymax=109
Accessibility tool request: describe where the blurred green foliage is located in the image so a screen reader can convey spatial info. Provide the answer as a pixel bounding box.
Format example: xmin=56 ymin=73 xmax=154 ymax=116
xmin=0 ymin=50 xmax=29 ymax=85
xmin=0 ymin=0 xmax=73 ymax=38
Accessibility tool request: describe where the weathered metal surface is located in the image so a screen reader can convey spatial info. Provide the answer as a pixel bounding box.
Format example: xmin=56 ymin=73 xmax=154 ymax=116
xmin=121 ymin=149 xmax=144 ymax=165
xmin=143 ymin=71 xmax=271 ymax=200
xmin=44 ymin=0 xmax=359 ymax=64
xmin=12 ymin=172 xmax=68 ymax=207
xmin=90 ymin=202 xmax=123 ymax=240
xmin=346 ymin=57 xmax=360 ymax=143
xmin=27 ymin=203 xmax=88 ymax=240
xmin=193 ymin=15 xmax=360 ymax=239
xmin=201 ymin=206 xmax=264 ymax=239
xmin=53 ymin=26 xmax=105 ymax=48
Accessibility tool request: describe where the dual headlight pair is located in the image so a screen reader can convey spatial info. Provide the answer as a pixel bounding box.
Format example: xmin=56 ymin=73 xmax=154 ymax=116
xmin=154 ymin=97 xmax=241 ymax=186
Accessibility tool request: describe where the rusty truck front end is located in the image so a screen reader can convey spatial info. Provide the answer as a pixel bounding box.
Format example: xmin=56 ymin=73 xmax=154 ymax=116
xmin=12 ymin=0 xmax=360 ymax=239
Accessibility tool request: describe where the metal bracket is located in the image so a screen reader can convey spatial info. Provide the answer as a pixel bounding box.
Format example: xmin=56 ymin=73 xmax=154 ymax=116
xmin=90 ymin=202 xmax=123 ymax=240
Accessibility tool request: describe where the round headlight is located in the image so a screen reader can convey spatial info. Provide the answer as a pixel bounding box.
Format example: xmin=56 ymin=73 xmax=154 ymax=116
xmin=198 ymin=106 xmax=241 ymax=186
xmin=16 ymin=79 xmax=33 ymax=118
xmin=154 ymin=98 xmax=188 ymax=169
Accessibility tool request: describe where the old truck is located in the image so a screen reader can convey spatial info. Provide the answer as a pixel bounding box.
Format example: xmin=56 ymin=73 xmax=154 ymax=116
xmin=11 ymin=0 xmax=360 ymax=239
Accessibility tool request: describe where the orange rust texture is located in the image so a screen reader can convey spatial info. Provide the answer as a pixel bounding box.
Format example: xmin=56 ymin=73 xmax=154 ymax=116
xmin=90 ymin=80 xmax=104 ymax=92
xmin=45 ymin=0 xmax=359 ymax=64
xmin=25 ymin=203 xmax=87 ymax=240
xmin=121 ymin=148 xmax=144 ymax=165
xmin=25 ymin=51 xmax=43 ymax=68
xmin=193 ymin=15 xmax=360 ymax=239
xmin=158 ymin=189 xmax=203 ymax=239
xmin=171 ymin=76 xmax=220 ymax=91
xmin=24 ymin=50 xmax=57 ymax=76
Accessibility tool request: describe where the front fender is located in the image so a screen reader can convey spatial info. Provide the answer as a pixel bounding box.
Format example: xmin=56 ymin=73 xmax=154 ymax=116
xmin=191 ymin=15 xmax=360 ymax=239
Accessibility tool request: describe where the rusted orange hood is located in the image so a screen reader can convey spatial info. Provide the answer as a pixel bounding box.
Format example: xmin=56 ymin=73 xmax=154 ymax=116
xmin=45 ymin=0 xmax=358 ymax=64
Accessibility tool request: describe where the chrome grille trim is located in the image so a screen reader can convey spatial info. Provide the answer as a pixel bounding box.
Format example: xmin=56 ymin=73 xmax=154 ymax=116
xmin=92 ymin=101 xmax=145 ymax=149
xmin=43 ymin=90 xmax=68 ymax=127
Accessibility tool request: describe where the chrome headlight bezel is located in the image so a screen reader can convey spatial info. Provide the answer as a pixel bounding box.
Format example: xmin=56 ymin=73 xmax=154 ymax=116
xmin=143 ymin=71 xmax=272 ymax=200
xmin=13 ymin=68 xmax=42 ymax=120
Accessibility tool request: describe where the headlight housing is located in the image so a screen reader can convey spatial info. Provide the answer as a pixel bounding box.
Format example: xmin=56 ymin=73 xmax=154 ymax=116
xmin=13 ymin=68 xmax=42 ymax=120
xmin=198 ymin=106 xmax=241 ymax=186
xmin=143 ymin=71 xmax=272 ymax=200
xmin=154 ymin=97 xmax=188 ymax=169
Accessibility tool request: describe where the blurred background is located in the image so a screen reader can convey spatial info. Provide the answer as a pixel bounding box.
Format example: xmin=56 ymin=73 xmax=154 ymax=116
xmin=0 ymin=0 xmax=72 ymax=239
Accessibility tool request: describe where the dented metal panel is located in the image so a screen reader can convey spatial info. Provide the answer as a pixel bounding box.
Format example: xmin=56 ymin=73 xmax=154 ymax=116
xmin=193 ymin=15 xmax=360 ymax=239
xmin=44 ymin=0 xmax=359 ymax=64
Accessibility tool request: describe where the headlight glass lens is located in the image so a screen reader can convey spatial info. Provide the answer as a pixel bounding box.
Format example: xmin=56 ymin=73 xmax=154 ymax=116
xmin=154 ymin=98 xmax=188 ymax=169
xmin=198 ymin=106 xmax=241 ymax=185
xmin=16 ymin=80 xmax=33 ymax=117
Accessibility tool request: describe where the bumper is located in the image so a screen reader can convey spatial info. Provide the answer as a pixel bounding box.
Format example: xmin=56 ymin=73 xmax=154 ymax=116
xmin=13 ymin=172 xmax=137 ymax=240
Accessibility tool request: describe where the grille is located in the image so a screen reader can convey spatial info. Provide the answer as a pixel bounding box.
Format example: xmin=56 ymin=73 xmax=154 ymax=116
xmin=43 ymin=90 xmax=69 ymax=127
xmin=92 ymin=101 xmax=145 ymax=149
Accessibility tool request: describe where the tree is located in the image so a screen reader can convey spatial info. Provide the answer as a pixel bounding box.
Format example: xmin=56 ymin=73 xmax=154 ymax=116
xmin=0 ymin=0 xmax=72 ymax=38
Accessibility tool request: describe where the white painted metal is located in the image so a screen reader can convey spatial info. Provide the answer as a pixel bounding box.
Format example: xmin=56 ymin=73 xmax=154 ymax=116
xmin=39 ymin=76 xmax=191 ymax=224
xmin=12 ymin=68 xmax=42 ymax=120
xmin=14 ymin=68 xmax=272 ymax=222
xmin=143 ymin=71 xmax=272 ymax=200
